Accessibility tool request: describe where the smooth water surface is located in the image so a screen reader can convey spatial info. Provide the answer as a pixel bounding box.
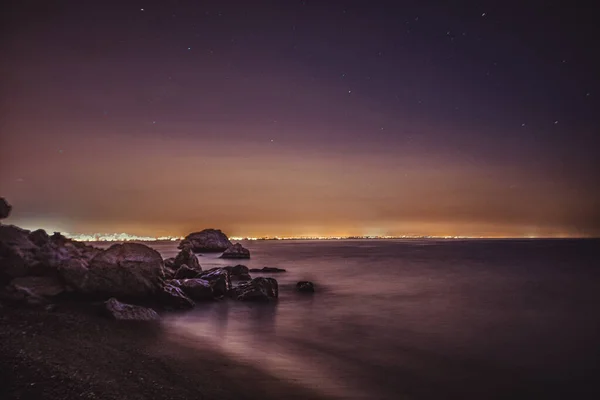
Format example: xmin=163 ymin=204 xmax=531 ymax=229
xmin=110 ymin=239 xmax=600 ymax=399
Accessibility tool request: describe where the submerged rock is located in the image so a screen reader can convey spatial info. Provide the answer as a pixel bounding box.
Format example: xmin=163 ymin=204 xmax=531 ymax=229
xmin=198 ymin=268 xmax=231 ymax=297
xmin=103 ymin=298 xmax=159 ymax=321
xmin=296 ymin=281 xmax=315 ymax=293
xmin=229 ymin=277 xmax=278 ymax=301
xmin=220 ymin=243 xmax=250 ymax=259
xmin=249 ymin=267 xmax=287 ymax=273
xmin=160 ymin=284 xmax=195 ymax=309
xmin=83 ymin=243 xmax=165 ymax=298
xmin=169 ymin=278 xmax=213 ymax=300
xmin=0 ymin=198 xmax=11 ymax=220
xmin=182 ymin=229 xmax=232 ymax=253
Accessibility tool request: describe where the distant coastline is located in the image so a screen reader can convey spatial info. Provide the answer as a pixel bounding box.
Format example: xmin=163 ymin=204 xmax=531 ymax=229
xmin=66 ymin=234 xmax=597 ymax=242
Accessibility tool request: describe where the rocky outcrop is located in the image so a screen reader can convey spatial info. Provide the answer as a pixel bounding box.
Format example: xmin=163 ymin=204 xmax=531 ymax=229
xmin=228 ymin=277 xmax=278 ymax=301
xmin=223 ymin=264 xmax=251 ymax=281
xmin=220 ymin=243 xmax=250 ymax=259
xmin=174 ymin=264 xmax=200 ymax=279
xmin=296 ymin=281 xmax=315 ymax=293
xmin=249 ymin=267 xmax=287 ymax=273
xmin=0 ymin=198 xmax=11 ymax=220
xmin=80 ymin=243 xmax=165 ymax=298
xmin=169 ymin=279 xmax=213 ymax=300
xmin=0 ymin=225 xmax=99 ymax=283
xmin=103 ymin=298 xmax=159 ymax=321
xmin=198 ymin=268 xmax=231 ymax=297
xmin=160 ymin=284 xmax=195 ymax=309
xmin=182 ymin=229 xmax=232 ymax=253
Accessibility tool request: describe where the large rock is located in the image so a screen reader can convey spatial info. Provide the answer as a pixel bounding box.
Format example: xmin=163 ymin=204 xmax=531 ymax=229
xmin=229 ymin=277 xmax=278 ymax=301
xmin=169 ymin=279 xmax=213 ymax=300
xmin=198 ymin=268 xmax=231 ymax=297
xmin=0 ymin=284 xmax=48 ymax=306
xmin=249 ymin=267 xmax=287 ymax=273
xmin=0 ymin=225 xmax=42 ymax=281
xmin=82 ymin=243 xmax=165 ymax=298
xmin=103 ymin=298 xmax=159 ymax=321
xmin=220 ymin=243 xmax=250 ymax=259
xmin=174 ymin=264 xmax=200 ymax=279
xmin=160 ymin=284 xmax=195 ymax=309
xmin=0 ymin=198 xmax=11 ymax=220
xmin=10 ymin=276 xmax=65 ymax=298
xmin=223 ymin=264 xmax=252 ymax=281
xmin=173 ymin=247 xmax=201 ymax=271
xmin=183 ymin=229 xmax=232 ymax=253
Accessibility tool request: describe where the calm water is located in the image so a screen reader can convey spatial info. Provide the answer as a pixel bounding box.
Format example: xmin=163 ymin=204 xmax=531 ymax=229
xmin=119 ymin=239 xmax=600 ymax=399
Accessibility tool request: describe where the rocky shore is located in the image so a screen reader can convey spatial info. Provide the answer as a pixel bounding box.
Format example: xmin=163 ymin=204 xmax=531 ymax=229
xmin=0 ymin=198 xmax=318 ymax=400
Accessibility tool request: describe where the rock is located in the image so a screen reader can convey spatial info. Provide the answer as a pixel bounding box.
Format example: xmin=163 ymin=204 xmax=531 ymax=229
xmin=160 ymin=284 xmax=195 ymax=309
xmin=83 ymin=243 xmax=165 ymax=298
xmin=169 ymin=279 xmax=213 ymax=300
xmin=296 ymin=281 xmax=315 ymax=293
xmin=220 ymin=243 xmax=250 ymax=259
xmin=182 ymin=229 xmax=232 ymax=253
xmin=0 ymin=284 xmax=48 ymax=306
xmin=103 ymin=298 xmax=159 ymax=321
xmin=229 ymin=277 xmax=278 ymax=301
xmin=56 ymin=258 xmax=90 ymax=292
xmin=164 ymin=257 xmax=176 ymax=269
xmin=0 ymin=198 xmax=11 ymax=220
xmin=10 ymin=276 xmax=65 ymax=298
xmin=173 ymin=247 xmax=201 ymax=271
xmin=198 ymin=268 xmax=231 ymax=297
xmin=0 ymin=225 xmax=41 ymax=280
xmin=28 ymin=229 xmax=50 ymax=246
xmin=174 ymin=264 xmax=200 ymax=279
xmin=223 ymin=264 xmax=252 ymax=281
xmin=249 ymin=267 xmax=287 ymax=273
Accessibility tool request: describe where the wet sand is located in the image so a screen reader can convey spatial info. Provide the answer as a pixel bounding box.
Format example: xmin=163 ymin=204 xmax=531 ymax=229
xmin=0 ymin=303 xmax=327 ymax=400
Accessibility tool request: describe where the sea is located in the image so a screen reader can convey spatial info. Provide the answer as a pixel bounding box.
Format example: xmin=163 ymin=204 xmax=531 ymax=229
xmin=100 ymin=239 xmax=600 ymax=399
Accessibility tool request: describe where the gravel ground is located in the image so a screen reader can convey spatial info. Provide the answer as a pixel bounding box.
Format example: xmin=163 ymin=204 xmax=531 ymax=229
xmin=0 ymin=303 xmax=327 ymax=400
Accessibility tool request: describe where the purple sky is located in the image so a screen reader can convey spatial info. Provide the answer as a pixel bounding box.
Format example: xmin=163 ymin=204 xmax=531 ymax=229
xmin=1 ymin=0 xmax=599 ymax=237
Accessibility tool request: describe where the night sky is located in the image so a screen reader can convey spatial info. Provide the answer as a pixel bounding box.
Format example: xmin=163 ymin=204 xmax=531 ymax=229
xmin=1 ymin=0 xmax=599 ymax=238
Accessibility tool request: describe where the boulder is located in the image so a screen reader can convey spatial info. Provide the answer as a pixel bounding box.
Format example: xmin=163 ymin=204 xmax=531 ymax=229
xmin=56 ymin=258 xmax=90 ymax=292
xmin=0 ymin=225 xmax=42 ymax=280
xmin=169 ymin=279 xmax=213 ymax=300
xmin=220 ymin=243 xmax=250 ymax=259
xmin=249 ymin=267 xmax=287 ymax=273
xmin=182 ymin=229 xmax=232 ymax=253
xmin=173 ymin=247 xmax=201 ymax=271
xmin=174 ymin=264 xmax=200 ymax=279
xmin=198 ymin=268 xmax=231 ymax=297
xmin=160 ymin=284 xmax=195 ymax=309
xmin=28 ymin=229 xmax=50 ymax=247
xmin=223 ymin=264 xmax=252 ymax=281
xmin=10 ymin=276 xmax=65 ymax=298
xmin=0 ymin=198 xmax=11 ymax=220
xmin=164 ymin=257 xmax=176 ymax=269
xmin=0 ymin=284 xmax=48 ymax=306
xmin=82 ymin=243 xmax=165 ymax=298
xmin=229 ymin=277 xmax=278 ymax=301
xmin=296 ymin=281 xmax=315 ymax=293
xmin=103 ymin=298 xmax=159 ymax=321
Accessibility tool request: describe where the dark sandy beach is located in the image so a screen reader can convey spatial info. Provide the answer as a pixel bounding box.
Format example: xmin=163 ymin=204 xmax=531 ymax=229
xmin=0 ymin=303 xmax=326 ymax=400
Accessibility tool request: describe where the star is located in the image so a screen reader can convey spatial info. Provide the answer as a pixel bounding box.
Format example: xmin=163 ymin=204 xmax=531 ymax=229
xmin=348 ymin=90 xmax=352 ymax=94
xmin=140 ymin=8 xmax=144 ymax=12
xmin=554 ymin=120 xmax=559 ymax=124
xmin=521 ymin=123 xmax=526 ymax=127
xmin=187 ymin=47 xmax=191 ymax=50
xmin=481 ymin=12 xmax=486 ymax=17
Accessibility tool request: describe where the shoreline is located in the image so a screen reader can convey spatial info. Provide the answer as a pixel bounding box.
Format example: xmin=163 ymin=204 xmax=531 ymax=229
xmin=0 ymin=303 xmax=328 ymax=400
